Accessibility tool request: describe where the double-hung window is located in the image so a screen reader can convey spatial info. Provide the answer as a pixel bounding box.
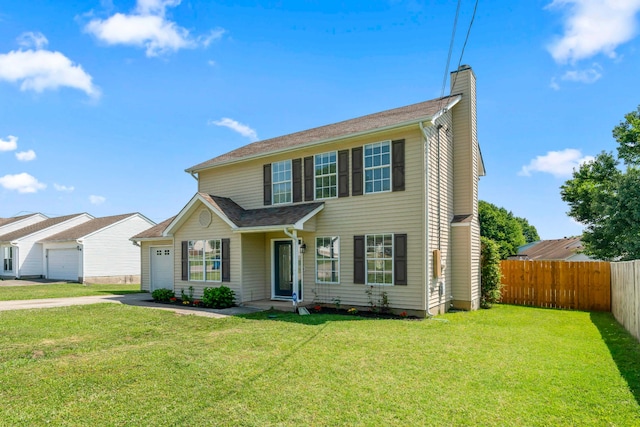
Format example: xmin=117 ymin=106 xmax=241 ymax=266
xmin=365 ymin=234 xmax=393 ymax=285
xmin=364 ymin=141 xmax=391 ymax=193
xmin=316 ymin=237 xmax=340 ymax=283
xmin=315 ymin=151 xmax=337 ymax=199
xmin=188 ymin=239 xmax=222 ymax=282
xmin=272 ymin=160 xmax=292 ymax=204
xmin=3 ymin=247 xmax=12 ymax=272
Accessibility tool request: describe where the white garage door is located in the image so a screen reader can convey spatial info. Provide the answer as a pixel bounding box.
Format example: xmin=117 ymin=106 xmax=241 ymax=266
xmin=150 ymin=247 xmax=173 ymax=291
xmin=48 ymin=249 xmax=79 ymax=281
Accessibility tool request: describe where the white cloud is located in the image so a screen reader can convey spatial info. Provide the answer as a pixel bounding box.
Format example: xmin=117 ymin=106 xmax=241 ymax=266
xmin=15 ymin=149 xmax=36 ymax=161
xmin=0 ymin=135 xmax=18 ymax=152
xmin=519 ymin=149 xmax=595 ymax=178
xmin=209 ymin=118 xmax=258 ymax=141
xmin=85 ymin=0 xmax=223 ymax=57
xmin=89 ymin=195 xmax=106 ymax=205
xmin=54 ymin=183 xmax=75 ymax=192
xmin=546 ymin=0 xmax=640 ymax=63
xmin=0 ymin=173 xmax=46 ymax=193
xmin=561 ymin=65 xmax=602 ymax=83
xmin=549 ymin=77 xmax=561 ymax=90
xmin=17 ymin=32 xmax=49 ymax=50
xmin=0 ymin=48 xmax=100 ymax=97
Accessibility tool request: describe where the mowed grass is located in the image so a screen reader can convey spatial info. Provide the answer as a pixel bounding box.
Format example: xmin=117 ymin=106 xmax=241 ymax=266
xmin=1 ymin=304 xmax=639 ymax=426
xmin=0 ymin=283 xmax=141 ymax=301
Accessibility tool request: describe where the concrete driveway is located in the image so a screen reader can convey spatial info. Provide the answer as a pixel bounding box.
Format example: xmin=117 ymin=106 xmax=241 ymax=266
xmin=0 ymin=291 xmax=264 ymax=318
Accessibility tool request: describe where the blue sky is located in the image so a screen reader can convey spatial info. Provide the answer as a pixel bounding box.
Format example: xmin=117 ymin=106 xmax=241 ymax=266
xmin=1 ymin=0 xmax=640 ymax=239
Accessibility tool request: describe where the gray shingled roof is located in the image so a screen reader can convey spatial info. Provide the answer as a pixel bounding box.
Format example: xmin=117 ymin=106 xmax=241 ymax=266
xmin=201 ymin=194 xmax=324 ymax=228
xmin=40 ymin=213 xmax=140 ymax=242
xmin=0 ymin=214 xmax=89 ymax=242
xmin=132 ymin=216 xmax=176 ymax=239
xmin=187 ymin=95 xmax=460 ymax=172
xmin=0 ymin=213 xmax=40 ymax=227
xmin=516 ymin=237 xmax=584 ymax=260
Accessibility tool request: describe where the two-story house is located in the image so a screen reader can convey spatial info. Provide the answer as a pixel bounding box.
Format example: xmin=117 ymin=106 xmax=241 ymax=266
xmin=134 ymin=65 xmax=484 ymax=316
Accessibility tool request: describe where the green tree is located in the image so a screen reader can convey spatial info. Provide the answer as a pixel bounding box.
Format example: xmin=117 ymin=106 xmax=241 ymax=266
xmin=480 ymin=237 xmax=502 ymax=308
xmin=561 ymin=105 xmax=640 ymax=260
xmin=479 ymin=201 xmax=533 ymax=259
xmin=514 ymin=216 xmax=540 ymax=243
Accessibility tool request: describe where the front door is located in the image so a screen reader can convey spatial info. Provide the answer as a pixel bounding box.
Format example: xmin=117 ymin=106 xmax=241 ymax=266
xmin=274 ymin=240 xmax=293 ymax=298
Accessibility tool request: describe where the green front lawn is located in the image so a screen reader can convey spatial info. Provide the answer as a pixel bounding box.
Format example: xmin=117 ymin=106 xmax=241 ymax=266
xmin=0 ymin=283 xmax=141 ymax=301
xmin=0 ymin=304 xmax=638 ymax=426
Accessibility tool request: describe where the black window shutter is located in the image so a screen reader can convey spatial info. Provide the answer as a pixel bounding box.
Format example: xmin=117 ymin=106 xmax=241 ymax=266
xmin=263 ymin=164 xmax=272 ymax=206
xmin=392 ymin=139 xmax=405 ymax=192
xmin=338 ymin=149 xmax=349 ymax=198
xmin=304 ymin=156 xmax=314 ymax=201
xmin=394 ymin=234 xmax=407 ymax=285
xmin=181 ymin=241 xmax=189 ymax=281
xmin=352 ymin=147 xmax=363 ymax=196
xmin=222 ymin=238 xmax=230 ymax=282
xmin=353 ymin=235 xmax=365 ymax=284
xmin=292 ymin=158 xmax=302 ymax=203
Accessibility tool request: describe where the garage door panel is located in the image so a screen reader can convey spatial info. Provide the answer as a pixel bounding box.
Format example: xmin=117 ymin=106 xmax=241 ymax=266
xmin=48 ymin=249 xmax=79 ymax=281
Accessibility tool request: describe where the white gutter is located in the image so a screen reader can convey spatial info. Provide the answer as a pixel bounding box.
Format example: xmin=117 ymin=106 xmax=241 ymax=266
xmin=419 ymin=121 xmax=434 ymax=317
xmin=283 ymin=228 xmax=301 ymax=309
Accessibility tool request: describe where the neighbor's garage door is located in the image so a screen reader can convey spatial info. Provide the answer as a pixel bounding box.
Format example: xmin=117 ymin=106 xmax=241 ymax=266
xmin=48 ymin=249 xmax=79 ymax=281
xmin=150 ymin=247 xmax=173 ymax=291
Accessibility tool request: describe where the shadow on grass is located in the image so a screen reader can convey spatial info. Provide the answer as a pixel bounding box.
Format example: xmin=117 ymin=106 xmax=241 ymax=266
xmin=239 ymin=309 xmax=368 ymax=325
xmin=590 ymin=311 xmax=640 ymax=406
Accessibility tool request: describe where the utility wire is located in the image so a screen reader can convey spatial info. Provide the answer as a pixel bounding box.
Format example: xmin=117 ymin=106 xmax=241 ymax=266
xmin=449 ymin=0 xmax=479 ymax=96
xmin=439 ymin=0 xmax=462 ymax=102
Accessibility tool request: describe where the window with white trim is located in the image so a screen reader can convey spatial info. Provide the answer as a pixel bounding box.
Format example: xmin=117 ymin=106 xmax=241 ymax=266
xmin=188 ymin=240 xmax=222 ymax=282
xmin=315 ymin=151 xmax=337 ymax=199
xmin=3 ymin=247 xmax=12 ymax=272
xmin=366 ymin=234 xmax=393 ymax=285
xmin=316 ymin=237 xmax=339 ymax=283
xmin=364 ymin=141 xmax=391 ymax=193
xmin=272 ymin=160 xmax=292 ymax=204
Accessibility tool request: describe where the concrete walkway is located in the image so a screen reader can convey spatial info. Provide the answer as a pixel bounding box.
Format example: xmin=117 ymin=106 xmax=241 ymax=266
xmin=0 ymin=292 xmax=264 ymax=318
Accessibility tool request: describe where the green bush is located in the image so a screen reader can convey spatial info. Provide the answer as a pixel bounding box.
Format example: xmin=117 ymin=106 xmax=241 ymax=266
xmin=202 ymin=286 xmax=235 ymax=309
xmin=480 ymin=236 xmax=502 ymax=309
xmin=151 ymin=288 xmax=175 ymax=302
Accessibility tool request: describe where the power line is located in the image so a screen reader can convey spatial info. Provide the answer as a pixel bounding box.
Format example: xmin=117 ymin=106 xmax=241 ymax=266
xmin=449 ymin=0 xmax=479 ymax=95
xmin=439 ymin=0 xmax=462 ymax=101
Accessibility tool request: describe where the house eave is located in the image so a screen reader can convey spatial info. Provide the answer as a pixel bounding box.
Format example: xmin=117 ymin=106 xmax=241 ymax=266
xmin=185 ymin=110 xmax=459 ymax=174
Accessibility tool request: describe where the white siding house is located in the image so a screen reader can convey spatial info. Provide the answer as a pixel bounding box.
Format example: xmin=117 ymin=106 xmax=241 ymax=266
xmin=41 ymin=213 xmax=155 ymax=283
xmin=0 ymin=213 xmax=94 ymax=279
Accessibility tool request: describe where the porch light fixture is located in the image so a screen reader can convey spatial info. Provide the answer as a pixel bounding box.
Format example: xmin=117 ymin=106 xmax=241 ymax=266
xmin=76 ymin=246 xmax=82 ymax=251
xmin=300 ymin=243 xmax=307 ymax=253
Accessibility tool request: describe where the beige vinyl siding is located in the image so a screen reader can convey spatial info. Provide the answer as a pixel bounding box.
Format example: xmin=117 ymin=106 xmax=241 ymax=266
xmin=470 ymin=219 xmax=481 ymax=304
xmin=140 ymin=239 xmax=173 ymax=292
xmin=172 ymin=202 xmax=241 ymax=302
xmin=241 ymin=233 xmax=267 ymax=302
xmin=450 ymin=225 xmax=472 ymax=308
xmin=451 ymin=69 xmax=476 ymax=215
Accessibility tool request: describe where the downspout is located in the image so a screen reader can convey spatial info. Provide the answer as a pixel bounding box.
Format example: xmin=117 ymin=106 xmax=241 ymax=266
xmin=419 ymin=122 xmax=434 ymax=317
xmin=283 ymin=227 xmax=300 ymax=309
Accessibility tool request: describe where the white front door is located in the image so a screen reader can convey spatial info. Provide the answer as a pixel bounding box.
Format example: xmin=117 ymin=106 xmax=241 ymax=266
xmin=150 ymin=247 xmax=173 ymax=291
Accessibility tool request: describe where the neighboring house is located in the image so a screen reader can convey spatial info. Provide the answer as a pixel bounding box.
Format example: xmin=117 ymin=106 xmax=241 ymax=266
xmin=0 ymin=213 xmax=48 ymax=235
xmin=131 ymin=217 xmax=176 ymax=292
xmin=0 ymin=213 xmax=94 ymax=279
xmin=39 ymin=213 xmax=156 ymax=283
xmin=510 ymin=237 xmax=598 ymax=261
xmin=133 ymin=65 xmax=484 ymax=316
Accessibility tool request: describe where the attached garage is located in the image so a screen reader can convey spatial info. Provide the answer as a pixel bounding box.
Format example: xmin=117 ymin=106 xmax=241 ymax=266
xmin=150 ymin=246 xmax=173 ymax=291
xmin=47 ymin=248 xmax=79 ymax=281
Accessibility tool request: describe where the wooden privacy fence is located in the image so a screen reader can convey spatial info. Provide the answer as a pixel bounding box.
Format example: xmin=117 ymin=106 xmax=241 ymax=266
xmin=500 ymin=260 xmax=611 ymax=311
xmin=610 ymin=261 xmax=640 ymax=342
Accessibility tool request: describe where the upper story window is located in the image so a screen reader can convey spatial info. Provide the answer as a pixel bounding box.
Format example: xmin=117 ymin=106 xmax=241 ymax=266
xmin=364 ymin=141 xmax=391 ymax=194
xmin=315 ymin=151 xmax=337 ymax=199
xmin=272 ymin=160 xmax=292 ymax=205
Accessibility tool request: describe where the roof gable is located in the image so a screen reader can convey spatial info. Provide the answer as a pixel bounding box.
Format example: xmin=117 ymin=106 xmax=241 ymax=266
xmin=131 ymin=216 xmax=177 ymax=240
xmin=0 ymin=213 xmax=93 ymax=242
xmin=187 ymin=95 xmax=461 ymax=172
xmin=40 ymin=213 xmax=151 ymax=242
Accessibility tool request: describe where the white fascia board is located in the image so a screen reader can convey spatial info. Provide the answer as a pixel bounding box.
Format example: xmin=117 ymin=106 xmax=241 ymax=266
xmin=130 ymin=236 xmax=175 ymax=243
xmin=293 ymin=204 xmax=324 ymax=229
xmin=451 ymin=222 xmax=472 ymax=228
xmin=233 ymin=225 xmax=296 ymax=233
xmin=186 ymin=120 xmax=430 ymax=174
xmin=13 ymin=213 xmax=95 ymax=243
xmin=163 ymin=194 xmax=237 ymax=236
xmin=430 ymin=95 xmax=462 ymax=124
